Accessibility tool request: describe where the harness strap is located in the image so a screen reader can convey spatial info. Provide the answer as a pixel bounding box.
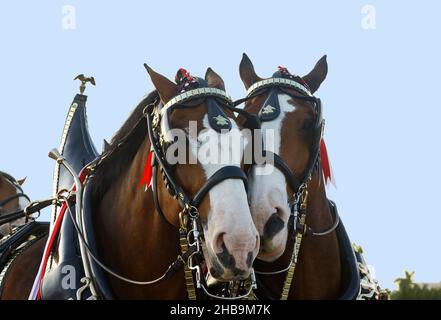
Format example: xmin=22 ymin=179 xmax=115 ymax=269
xmin=0 ymin=230 xmax=47 ymax=298
xmin=151 ymin=164 xmax=175 ymax=228
xmin=192 ymin=166 xmax=248 ymax=207
xmin=145 ymin=107 xmax=192 ymax=209
xmin=0 ymin=198 xmax=56 ymax=226
xmin=62 ymin=191 xmax=196 ymax=287
xmin=224 ymin=104 xmax=261 ymax=130
xmin=0 ymin=222 xmax=39 ymax=257
xmin=0 ymin=193 xmax=30 ymax=209
xmin=147 ymin=100 xmax=250 ymax=210
xmin=280 ymin=210 xmax=306 ymax=300
xmin=264 ymin=151 xmax=301 ymax=193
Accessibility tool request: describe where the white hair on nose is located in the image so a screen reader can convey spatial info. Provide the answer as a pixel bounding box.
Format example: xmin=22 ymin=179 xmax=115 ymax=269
xmin=249 ymin=93 xmax=298 ymax=253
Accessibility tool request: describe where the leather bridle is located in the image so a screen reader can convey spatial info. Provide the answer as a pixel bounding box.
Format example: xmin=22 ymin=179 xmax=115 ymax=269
xmin=144 ymin=78 xmax=263 ymax=299
xmin=0 ymin=171 xmax=30 ymax=212
xmin=233 ymin=71 xmax=340 ymax=299
xmin=235 ymin=75 xmax=324 ymax=196
xmin=146 ymin=86 xmax=249 ymax=224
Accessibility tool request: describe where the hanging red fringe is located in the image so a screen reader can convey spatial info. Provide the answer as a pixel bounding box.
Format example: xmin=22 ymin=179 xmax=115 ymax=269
xmin=139 ymin=151 xmax=154 ymax=190
xmin=320 ymin=139 xmax=334 ymax=186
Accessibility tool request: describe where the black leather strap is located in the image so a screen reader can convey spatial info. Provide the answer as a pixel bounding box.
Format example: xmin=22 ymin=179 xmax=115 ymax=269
xmin=82 ymin=175 xmax=116 ymax=300
xmin=152 ymin=163 xmax=248 ymax=224
xmin=223 ymin=104 xmax=261 ymax=131
xmin=0 ymin=210 xmax=26 ymax=226
xmin=192 ymin=166 xmax=248 ymax=207
xmin=263 ymin=151 xmax=301 ymax=193
xmin=147 ymin=102 xmax=250 ymax=212
xmin=0 ymin=193 xmax=30 ymax=209
xmin=0 ymin=222 xmax=49 ymax=263
xmin=0 ymin=222 xmax=49 ymax=297
xmin=145 ymin=109 xmax=192 ymax=209
xmin=152 ymin=163 xmax=175 ymax=227
xmin=234 ymin=82 xmax=323 ymax=196
xmin=0 ymin=198 xmax=54 ymax=226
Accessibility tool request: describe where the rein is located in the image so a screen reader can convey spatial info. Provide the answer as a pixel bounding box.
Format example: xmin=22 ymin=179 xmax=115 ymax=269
xmin=233 ymin=74 xmax=340 ymax=300
xmin=0 ymin=199 xmax=54 ymax=226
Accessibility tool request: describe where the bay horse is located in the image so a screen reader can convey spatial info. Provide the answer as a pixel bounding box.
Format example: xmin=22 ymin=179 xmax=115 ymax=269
xmin=3 ymin=67 xmax=258 ymax=300
xmin=0 ymin=172 xmax=48 ymax=300
xmin=0 ymin=172 xmax=28 ymax=237
xmin=238 ymin=54 xmax=343 ymax=299
xmin=85 ymin=66 xmax=259 ymax=299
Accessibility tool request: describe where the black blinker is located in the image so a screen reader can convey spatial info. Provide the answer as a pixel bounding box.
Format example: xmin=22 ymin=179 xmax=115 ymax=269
xmin=258 ymin=88 xmax=281 ymax=122
xmin=207 ymin=98 xmax=232 ymax=132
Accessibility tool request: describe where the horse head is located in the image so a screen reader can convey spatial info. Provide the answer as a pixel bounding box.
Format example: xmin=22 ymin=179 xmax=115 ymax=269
xmin=0 ymin=171 xmax=29 ymax=236
xmin=238 ymin=54 xmax=327 ymax=262
xmin=145 ymin=66 xmax=260 ymax=281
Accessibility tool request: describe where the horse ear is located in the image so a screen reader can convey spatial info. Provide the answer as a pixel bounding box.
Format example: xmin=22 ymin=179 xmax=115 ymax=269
xmin=144 ymin=64 xmax=178 ymax=104
xmin=205 ymin=67 xmax=225 ymax=90
xmin=239 ymin=53 xmax=262 ymax=90
xmin=17 ymin=177 xmax=26 ymax=186
xmin=302 ymin=55 xmax=328 ymax=94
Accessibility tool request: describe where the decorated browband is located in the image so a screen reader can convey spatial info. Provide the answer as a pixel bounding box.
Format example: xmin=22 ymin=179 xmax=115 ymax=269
xmin=247 ymin=66 xmax=313 ymax=98
xmin=159 ymin=68 xmax=234 ymax=142
xmin=246 ymin=66 xmax=315 ymax=122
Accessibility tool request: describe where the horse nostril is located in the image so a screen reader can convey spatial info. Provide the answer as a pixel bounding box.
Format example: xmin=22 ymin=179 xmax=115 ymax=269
xmin=263 ymin=213 xmax=285 ymax=240
xmin=247 ymin=236 xmax=259 ymax=267
xmin=254 ymin=235 xmax=260 ymax=252
xmin=213 ymin=232 xmax=226 ymax=253
xmin=275 ymin=207 xmax=285 ymax=219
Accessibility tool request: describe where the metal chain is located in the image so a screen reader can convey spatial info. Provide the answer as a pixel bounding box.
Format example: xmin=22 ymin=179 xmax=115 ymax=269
xmin=178 ymin=209 xmax=197 ymax=300
xmin=280 ymin=186 xmax=308 ymax=300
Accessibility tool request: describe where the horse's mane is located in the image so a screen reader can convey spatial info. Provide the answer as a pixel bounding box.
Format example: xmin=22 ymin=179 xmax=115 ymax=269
xmin=91 ymin=90 xmax=159 ymax=200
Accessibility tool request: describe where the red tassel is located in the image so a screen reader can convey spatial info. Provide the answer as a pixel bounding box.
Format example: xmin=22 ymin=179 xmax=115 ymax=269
xmin=35 ymin=167 xmax=91 ymax=299
xmin=320 ymin=139 xmax=332 ymax=185
xmin=139 ymin=151 xmax=154 ymax=190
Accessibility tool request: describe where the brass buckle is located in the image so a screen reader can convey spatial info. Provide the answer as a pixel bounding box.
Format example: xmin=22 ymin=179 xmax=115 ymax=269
xmin=179 ymin=211 xmax=188 ymax=230
xmin=300 ymin=189 xmax=308 ymax=210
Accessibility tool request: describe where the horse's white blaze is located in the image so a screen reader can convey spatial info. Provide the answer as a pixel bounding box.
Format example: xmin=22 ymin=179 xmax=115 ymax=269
xmin=249 ymin=94 xmax=296 ymax=259
xmin=187 ymin=115 xmax=258 ymax=272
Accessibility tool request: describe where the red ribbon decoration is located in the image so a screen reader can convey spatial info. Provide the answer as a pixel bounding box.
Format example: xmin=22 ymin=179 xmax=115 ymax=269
xmin=320 ymin=139 xmax=333 ymax=186
xmin=139 ymin=151 xmax=154 ymax=190
xmin=35 ymin=167 xmax=90 ymax=300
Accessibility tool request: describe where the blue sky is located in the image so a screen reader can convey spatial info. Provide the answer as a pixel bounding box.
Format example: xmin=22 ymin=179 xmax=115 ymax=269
xmin=1 ymin=1 xmax=440 ymax=290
